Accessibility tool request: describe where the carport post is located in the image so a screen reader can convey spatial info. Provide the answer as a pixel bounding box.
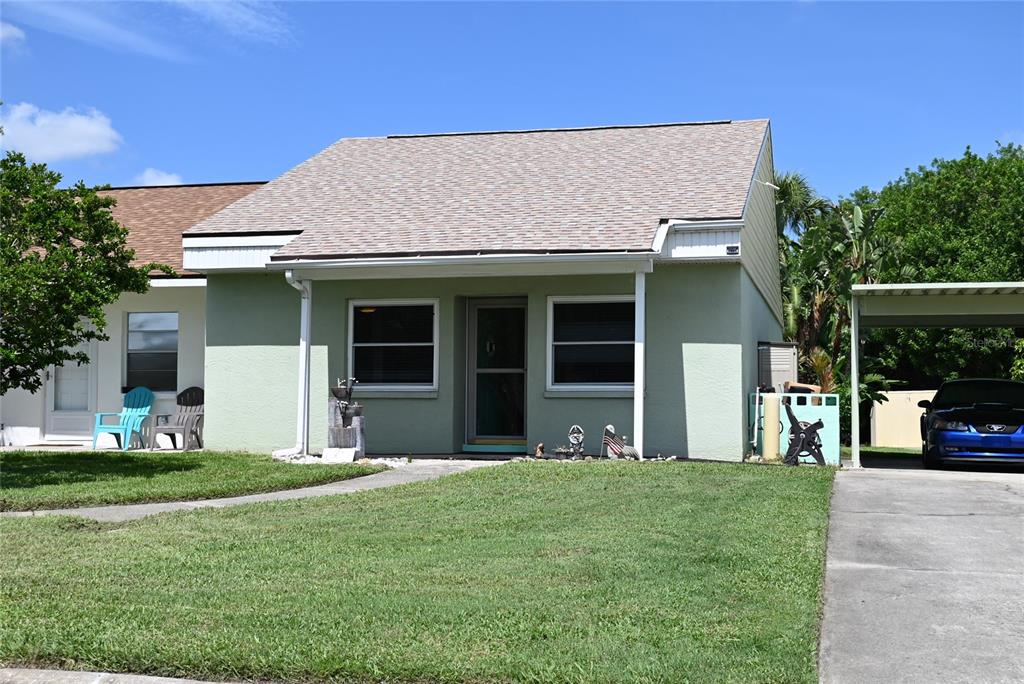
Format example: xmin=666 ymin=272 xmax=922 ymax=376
xmin=849 ymin=296 xmax=861 ymax=469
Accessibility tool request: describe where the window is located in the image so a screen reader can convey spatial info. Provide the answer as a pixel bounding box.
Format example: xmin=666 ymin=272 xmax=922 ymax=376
xmin=548 ymin=296 xmax=634 ymax=389
xmin=348 ymin=300 xmax=438 ymax=389
xmin=126 ymin=312 xmax=178 ymax=392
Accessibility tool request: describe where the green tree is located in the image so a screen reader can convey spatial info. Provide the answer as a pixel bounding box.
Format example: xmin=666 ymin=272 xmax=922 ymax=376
xmin=773 ymin=171 xmax=831 ymax=341
xmin=865 ymin=143 xmax=1024 ymax=387
xmin=0 ymin=152 xmax=168 ymax=394
xmin=774 ymin=171 xmax=830 ymax=239
xmin=1012 ymin=340 xmax=1024 ymax=382
xmin=776 ymin=177 xmax=906 ymax=442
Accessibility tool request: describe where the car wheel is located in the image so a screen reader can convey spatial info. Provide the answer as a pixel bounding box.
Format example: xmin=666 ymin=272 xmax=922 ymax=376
xmin=922 ymin=446 xmax=940 ymax=470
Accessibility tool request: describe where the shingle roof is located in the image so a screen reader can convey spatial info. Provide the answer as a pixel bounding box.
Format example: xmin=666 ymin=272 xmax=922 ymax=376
xmin=101 ymin=182 xmax=265 ymax=275
xmin=185 ymin=119 xmax=769 ymax=260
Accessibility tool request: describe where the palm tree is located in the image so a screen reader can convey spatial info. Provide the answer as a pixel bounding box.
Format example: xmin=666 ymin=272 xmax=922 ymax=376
xmin=774 ymin=171 xmax=831 ymax=238
xmin=774 ymin=171 xmax=832 ymax=358
xmin=774 ymin=172 xmax=911 ymax=440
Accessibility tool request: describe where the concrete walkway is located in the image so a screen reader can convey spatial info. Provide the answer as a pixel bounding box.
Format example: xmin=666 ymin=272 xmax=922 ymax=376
xmin=0 ymin=668 xmax=225 ymax=684
xmin=819 ymin=467 xmax=1024 ymax=683
xmin=2 ymin=459 xmax=497 ymax=522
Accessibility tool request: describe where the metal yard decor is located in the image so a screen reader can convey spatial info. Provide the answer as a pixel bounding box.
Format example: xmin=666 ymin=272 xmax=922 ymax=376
xmin=782 ymin=401 xmax=826 ymax=466
xmin=568 ymin=424 xmax=585 ymax=460
xmin=748 ymin=392 xmax=840 ymax=465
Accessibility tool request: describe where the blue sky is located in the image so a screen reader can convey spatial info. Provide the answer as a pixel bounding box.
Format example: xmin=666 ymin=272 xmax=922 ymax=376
xmin=1 ymin=1 xmax=1021 ymax=200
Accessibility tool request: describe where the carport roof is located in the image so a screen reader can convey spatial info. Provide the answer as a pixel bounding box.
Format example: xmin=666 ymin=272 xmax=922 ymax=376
xmin=852 ymin=281 xmax=1024 ymax=327
xmin=848 ymin=280 xmax=1024 ymax=469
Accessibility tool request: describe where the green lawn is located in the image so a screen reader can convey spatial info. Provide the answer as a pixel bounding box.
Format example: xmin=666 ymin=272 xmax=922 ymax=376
xmin=0 ymin=450 xmax=383 ymax=511
xmin=1 ymin=461 xmax=834 ymax=683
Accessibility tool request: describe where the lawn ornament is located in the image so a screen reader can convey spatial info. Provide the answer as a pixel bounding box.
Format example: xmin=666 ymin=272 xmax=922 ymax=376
xmin=783 ymin=401 xmax=825 ymax=466
xmin=619 ymin=443 xmax=641 ymax=461
xmin=602 ymin=424 xmax=624 ymax=459
xmin=568 ymin=424 xmax=585 ymax=460
xmin=328 ymin=377 xmax=364 ymax=459
xmin=602 ymin=424 xmax=641 ymax=460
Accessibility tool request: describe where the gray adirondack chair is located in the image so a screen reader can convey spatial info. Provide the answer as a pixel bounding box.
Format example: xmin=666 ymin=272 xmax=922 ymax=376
xmin=150 ymin=386 xmax=204 ymax=450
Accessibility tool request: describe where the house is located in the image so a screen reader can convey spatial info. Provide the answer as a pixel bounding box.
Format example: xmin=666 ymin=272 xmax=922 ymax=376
xmin=0 ymin=182 xmax=264 ymax=447
xmin=182 ymin=120 xmax=783 ymax=460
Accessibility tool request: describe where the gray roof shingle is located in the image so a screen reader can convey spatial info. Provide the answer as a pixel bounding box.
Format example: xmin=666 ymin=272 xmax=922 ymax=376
xmin=184 ymin=119 xmax=769 ymax=259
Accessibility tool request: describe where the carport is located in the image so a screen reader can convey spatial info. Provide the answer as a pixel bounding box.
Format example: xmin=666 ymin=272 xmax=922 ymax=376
xmin=849 ymin=281 xmax=1024 ymax=468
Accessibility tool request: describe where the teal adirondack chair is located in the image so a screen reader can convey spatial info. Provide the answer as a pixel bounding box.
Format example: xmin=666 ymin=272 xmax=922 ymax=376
xmin=92 ymin=387 xmax=155 ymax=450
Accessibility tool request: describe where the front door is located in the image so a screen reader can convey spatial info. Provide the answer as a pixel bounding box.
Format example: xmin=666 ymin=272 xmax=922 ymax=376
xmin=45 ymin=340 xmax=98 ymax=441
xmin=466 ymin=299 xmax=527 ymax=450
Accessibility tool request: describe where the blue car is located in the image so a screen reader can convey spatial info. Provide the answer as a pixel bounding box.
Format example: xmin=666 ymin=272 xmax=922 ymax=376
xmin=919 ymin=379 xmax=1024 ymax=468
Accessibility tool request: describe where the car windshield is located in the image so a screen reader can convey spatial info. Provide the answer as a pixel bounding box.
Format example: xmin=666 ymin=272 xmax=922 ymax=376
xmin=932 ymin=381 xmax=1024 ymax=409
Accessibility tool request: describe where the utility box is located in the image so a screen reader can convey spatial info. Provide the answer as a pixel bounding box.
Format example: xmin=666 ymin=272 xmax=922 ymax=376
xmin=757 ymin=341 xmax=798 ymax=393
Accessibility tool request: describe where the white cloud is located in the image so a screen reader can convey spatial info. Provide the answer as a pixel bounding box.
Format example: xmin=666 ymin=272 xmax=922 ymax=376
xmin=0 ymin=102 xmax=123 ymax=163
xmin=2 ymin=1 xmax=291 ymax=61
xmin=2 ymin=2 xmax=185 ymax=61
xmin=172 ymin=1 xmax=292 ymax=44
xmin=1 ymin=21 xmax=26 ymax=47
xmin=134 ymin=168 xmax=184 ymax=186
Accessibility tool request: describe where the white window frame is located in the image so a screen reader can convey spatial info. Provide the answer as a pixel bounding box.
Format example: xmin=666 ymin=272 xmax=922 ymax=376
xmin=546 ymin=295 xmax=635 ymax=392
xmin=124 ymin=311 xmax=180 ymax=394
xmin=347 ymin=298 xmax=440 ymax=392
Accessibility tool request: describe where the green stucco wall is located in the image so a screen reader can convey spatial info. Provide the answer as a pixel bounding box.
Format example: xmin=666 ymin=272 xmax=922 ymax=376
xmin=739 ymin=267 xmax=785 ymax=452
xmin=204 ymin=274 xmax=329 ymax=453
xmin=204 ymin=263 xmax=775 ymax=459
xmin=644 ymin=263 xmax=743 ymax=459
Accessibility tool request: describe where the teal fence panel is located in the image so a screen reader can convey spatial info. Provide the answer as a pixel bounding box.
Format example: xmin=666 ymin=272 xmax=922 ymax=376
xmin=748 ymin=393 xmax=841 ymax=465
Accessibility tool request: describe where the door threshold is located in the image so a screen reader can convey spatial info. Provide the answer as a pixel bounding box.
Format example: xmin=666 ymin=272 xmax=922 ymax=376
xmin=462 ymin=443 xmax=528 ymax=454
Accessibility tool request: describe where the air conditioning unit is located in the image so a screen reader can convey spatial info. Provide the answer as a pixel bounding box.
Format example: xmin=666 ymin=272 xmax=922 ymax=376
xmin=757 ymin=341 xmax=798 ymax=393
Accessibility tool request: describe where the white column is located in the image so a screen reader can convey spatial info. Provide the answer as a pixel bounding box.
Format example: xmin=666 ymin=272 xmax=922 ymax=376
xmin=295 ymin=280 xmax=312 ymax=455
xmin=849 ymin=296 xmax=861 ymax=469
xmin=633 ymin=271 xmax=646 ymax=459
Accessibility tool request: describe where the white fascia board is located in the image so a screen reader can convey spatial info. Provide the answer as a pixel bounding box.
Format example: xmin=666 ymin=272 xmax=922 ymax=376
xmin=149 ymin=278 xmax=207 ymax=288
xmin=182 ymin=234 xmax=297 ymax=248
xmin=665 ymin=218 xmax=745 ymax=232
xmin=651 ymin=221 xmax=670 ymax=253
xmin=853 ymin=281 xmax=1024 ymax=296
xmin=266 ymin=251 xmax=656 ymax=280
xmin=657 ymin=218 xmax=745 ymax=262
xmin=182 ymin=233 xmax=299 ymax=272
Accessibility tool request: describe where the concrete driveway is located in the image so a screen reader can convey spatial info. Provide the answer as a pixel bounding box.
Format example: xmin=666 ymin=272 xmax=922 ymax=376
xmin=819 ymin=467 xmax=1024 ymax=683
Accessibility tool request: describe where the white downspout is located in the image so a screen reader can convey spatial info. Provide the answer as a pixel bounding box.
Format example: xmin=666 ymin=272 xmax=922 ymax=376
xmin=285 ymin=269 xmax=312 ymax=456
xmin=849 ymin=296 xmax=861 ymax=469
xmin=633 ymin=270 xmax=646 ymax=459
